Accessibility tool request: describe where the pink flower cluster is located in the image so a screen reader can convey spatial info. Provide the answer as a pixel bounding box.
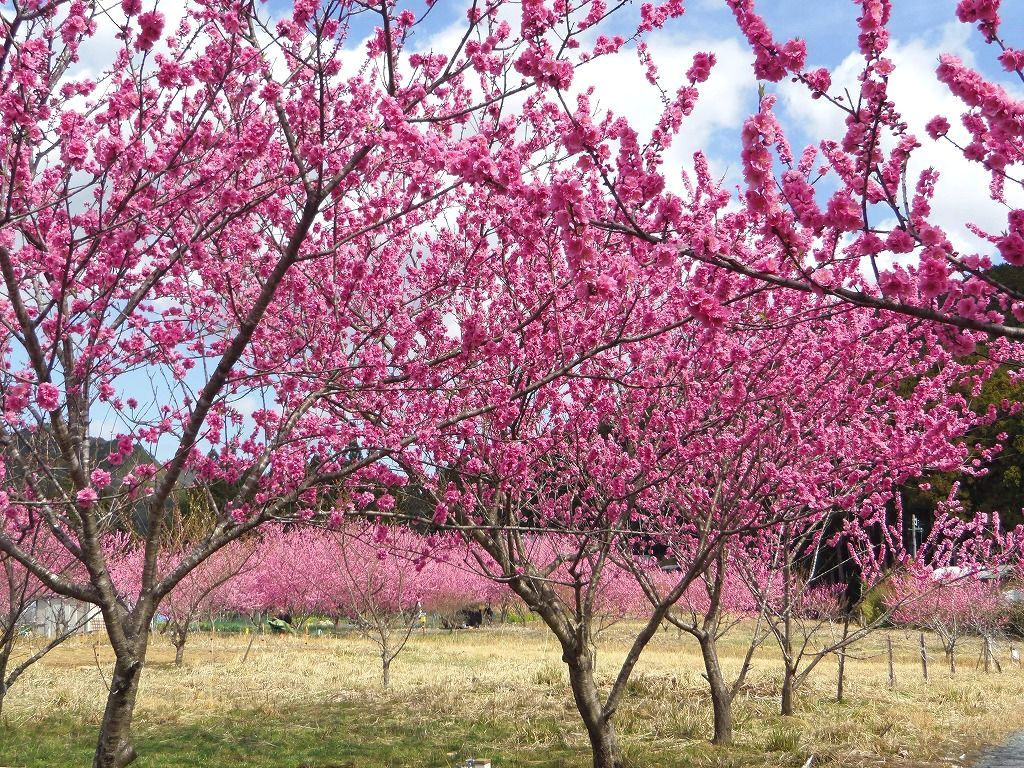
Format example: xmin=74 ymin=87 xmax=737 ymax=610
xmin=727 ymin=0 xmax=806 ymax=82
xmin=686 ymin=52 xmax=716 ymax=83
xmin=135 ymin=11 xmax=164 ymax=52
xmin=36 ymin=382 xmax=60 ymax=412
xmin=956 ymin=0 xmax=1002 ymax=40
xmin=514 ymin=42 xmax=574 ymax=89
xmin=936 ymin=54 xmax=1023 ymax=143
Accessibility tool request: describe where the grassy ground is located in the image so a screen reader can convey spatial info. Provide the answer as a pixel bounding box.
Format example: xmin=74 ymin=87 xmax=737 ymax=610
xmin=0 ymin=622 xmax=1022 ymax=767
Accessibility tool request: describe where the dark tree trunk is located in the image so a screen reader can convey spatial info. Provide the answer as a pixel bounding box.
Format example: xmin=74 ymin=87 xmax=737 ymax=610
xmin=837 ymin=616 xmax=850 ymax=702
xmin=780 ymin=665 xmax=796 ymax=716
xmin=919 ymin=632 xmax=928 ymax=681
xmin=837 ymin=648 xmax=847 ymax=702
xmin=564 ymin=648 xmax=622 ymax=768
xmin=697 ymin=634 xmax=733 ymax=745
xmin=780 ymin=545 xmax=797 ymax=717
xmin=93 ymin=645 xmax=147 ymax=768
xmin=0 ymin=683 xmax=6 ymax=720
xmin=0 ymin=646 xmax=9 ymax=720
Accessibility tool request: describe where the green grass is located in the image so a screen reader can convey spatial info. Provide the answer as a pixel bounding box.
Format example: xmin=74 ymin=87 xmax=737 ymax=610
xmin=0 ymin=675 xmax=822 ymax=768
xmin=1 ymin=699 xmax=586 ymax=768
xmin=0 ymin=690 xmax=957 ymax=768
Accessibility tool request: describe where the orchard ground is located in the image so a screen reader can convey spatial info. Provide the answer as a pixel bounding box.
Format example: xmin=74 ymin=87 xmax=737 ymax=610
xmin=2 ymin=622 xmax=1022 ymax=767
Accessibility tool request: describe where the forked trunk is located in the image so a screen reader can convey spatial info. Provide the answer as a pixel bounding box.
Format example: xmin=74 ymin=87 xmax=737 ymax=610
xmin=697 ymin=634 xmax=733 ymax=745
xmin=564 ymin=649 xmax=622 ymax=768
xmin=93 ymin=646 xmax=147 ymax=768
xmin=172 ymin=626 xmax=187 ymax=667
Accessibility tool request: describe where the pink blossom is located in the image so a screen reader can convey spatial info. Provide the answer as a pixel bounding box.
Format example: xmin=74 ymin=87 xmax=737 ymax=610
xmin=135 ymin=10 xmax=164 ymax=51
xmin=76 ymin=488 xmax=98 ymax=507
xmin=686 ymin=52 xmax=716 ymax=83
xmin=36 ymin=382 xmax=60 ymax=411
xmin=925 ymin=115 xmax=951 ymax=139
xmin=728 ymin=0 xmax=806 ymax=82
xmin=804 ymin=67 xmax=831 ymax=96
xmin=956 ymin=0 xmax=1001 ymax=39
xmin=998 ymin=48 xmax=1024 ymax=72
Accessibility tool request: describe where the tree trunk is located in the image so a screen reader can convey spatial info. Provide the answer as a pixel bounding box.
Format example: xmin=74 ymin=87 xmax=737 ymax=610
xmin=0 ymin=644 xmax=10 ymax=720
xmin=780 ymin=665 xmax=796 ymax=716
xmin=563 ymin=648 xmax=621 ymax=768
xmin=93 ymin=647 xmax=147 ymax=768
xmin=170 ymin=624 xmax=187 ymax=667
xmin=242 ymin=629 xmax=257 ymax=664
xmin=919 ymin=632 xmax=928 ymax=681
xmin=382 ymin=655 xmax=391 ymax=689
xmin=836 ymin=615 xmax=850 ymax=702
xmin=697 ymin=634 xmax=733 ymax=745
xmin=886 ymin=636 xmax=895 ymax=689
xmin=174 ymin=638 xmax=185 ymax=667
xmin=836 ymin=647 xmax=846 ymax=703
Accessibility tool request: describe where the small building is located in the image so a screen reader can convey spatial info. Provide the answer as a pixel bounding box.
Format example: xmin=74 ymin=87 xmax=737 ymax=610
xmin=22 ymin=597 xmax=103 ymax=638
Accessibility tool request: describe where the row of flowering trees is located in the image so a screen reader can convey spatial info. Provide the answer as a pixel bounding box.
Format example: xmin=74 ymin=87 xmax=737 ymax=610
xmin=111 ymin=519 xmax=1022 ymax=745
xmin=0 ymin=0 xmax=1021 ymax=766
xmin=110 ymin=525 xmax=652 ymax=685
xmin=0 ymin=510 xmax=1016 ymax=758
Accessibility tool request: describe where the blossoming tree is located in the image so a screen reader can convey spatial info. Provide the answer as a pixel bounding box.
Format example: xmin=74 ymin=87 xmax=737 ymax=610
xmin=388 ymin=270 xmax=990 ymax=764
xmin=888 ymin=564 xmax=1009 ymax=674
xmin=625 ymin=284 xmax=989 ymax=738
xmin=0 ymin=1 xmax=702 ymax=764
xmin=110 ymin=529 xmax=256 ymax=667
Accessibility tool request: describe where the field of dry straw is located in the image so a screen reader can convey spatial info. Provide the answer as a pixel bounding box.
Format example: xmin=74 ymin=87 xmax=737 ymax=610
xmin=2 ymin=622 xmax=1024 ymax=766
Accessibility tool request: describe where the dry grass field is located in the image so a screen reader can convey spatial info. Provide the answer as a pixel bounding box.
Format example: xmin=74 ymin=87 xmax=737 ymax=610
xmin=1 ymin=622 xmax=1022 ymax=767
